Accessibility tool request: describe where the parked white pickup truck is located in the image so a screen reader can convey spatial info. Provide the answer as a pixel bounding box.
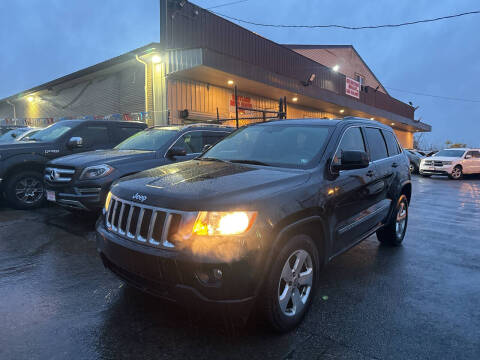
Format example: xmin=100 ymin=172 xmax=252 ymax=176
xmin=419 ymin=148 xmax=480 ymax=179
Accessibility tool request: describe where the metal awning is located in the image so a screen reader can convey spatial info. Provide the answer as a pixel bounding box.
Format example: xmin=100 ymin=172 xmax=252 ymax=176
xmin=165 ymin=48 xmax=431 ymax=133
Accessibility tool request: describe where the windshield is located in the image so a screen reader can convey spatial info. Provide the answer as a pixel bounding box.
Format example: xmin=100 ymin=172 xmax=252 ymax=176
xmin=434 ymin=149 xmax=466 ymax=158
xmin=201 ymin=124 xmax=333 ymax=168
xmin=0 ymin=128 xmax=29 ymax=142
xmin=18 ymin=129 xmax=40 ymax=141
xmin=29 ymin=123 xmax=75 ymax=142
xmin=114 ymin=128 xmax=178 ymax=151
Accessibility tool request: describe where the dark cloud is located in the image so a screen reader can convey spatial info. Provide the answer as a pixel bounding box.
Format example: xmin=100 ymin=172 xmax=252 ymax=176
xmin=1 ymin=0 xmax=478 ymax=147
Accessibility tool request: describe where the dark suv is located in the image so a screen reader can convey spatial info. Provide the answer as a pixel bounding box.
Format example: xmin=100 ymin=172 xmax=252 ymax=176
xmin=95 ymin=118 xmax=411 ymax=332
xmin=45 ymin=124 xmax=233 ymax=212
xmin=0 ymin=119 xmax=146 ymax=209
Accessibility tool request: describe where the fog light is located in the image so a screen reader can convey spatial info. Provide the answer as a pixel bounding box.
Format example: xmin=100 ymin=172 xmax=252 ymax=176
xmin=196 ymin=268 xmax=223 ymax=285
xmin=213 ymin=268 xmax=223 ymax=280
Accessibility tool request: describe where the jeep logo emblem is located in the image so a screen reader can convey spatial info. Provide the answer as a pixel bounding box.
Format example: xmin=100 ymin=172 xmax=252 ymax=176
xmin=132 ymin=193 xmax=147 ymax=202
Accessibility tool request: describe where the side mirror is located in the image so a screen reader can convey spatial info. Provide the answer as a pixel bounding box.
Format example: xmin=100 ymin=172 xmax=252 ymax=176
xmin=166 ymin=146 xmax=187 ymax=158
xmin=67 ymin=136 xmax=83 ymax=148
xmin=465 ymin=155 xmax=472 ymax=159
xmin=202 ymin=144 xmax=212 ymax=153
xmin=331 ymin=150 xmax=369 ymax=172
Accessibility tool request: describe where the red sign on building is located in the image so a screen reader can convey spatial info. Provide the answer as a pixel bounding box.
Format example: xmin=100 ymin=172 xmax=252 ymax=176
xmin=229 ymin=94 xmax=253 ymax=115
xmin=346 ymin=77 xmax=360 ymax=99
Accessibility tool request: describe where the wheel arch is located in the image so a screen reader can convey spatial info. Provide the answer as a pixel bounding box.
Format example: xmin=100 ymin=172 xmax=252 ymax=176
xmin=3 ymin=161 xmax=45 ymax=184
xmin=401 ymin=181 xmax=412 ymax=204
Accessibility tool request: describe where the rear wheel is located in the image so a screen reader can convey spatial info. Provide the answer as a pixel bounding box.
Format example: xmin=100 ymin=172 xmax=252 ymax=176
xmin=5 ymin=171 xmax=45 ymax=209
xmin=377 ymin=194 xmax=408 ymax=246
xmin=449 ymin=166 xmax=463 ymax=180
xmin=262 ymin=234 xmax=319 ymax=332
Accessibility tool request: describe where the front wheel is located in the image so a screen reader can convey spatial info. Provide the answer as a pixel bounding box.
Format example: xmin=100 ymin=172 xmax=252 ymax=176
xmin=261 ymin=234 xmax=319 ymax=332
xmin=4 ymin=171 xmax=45 ymax=209
xmin=377 ymin=194 xmax=408 ymax=246
xmin=449 ymin=166 xmax=463 ymax=180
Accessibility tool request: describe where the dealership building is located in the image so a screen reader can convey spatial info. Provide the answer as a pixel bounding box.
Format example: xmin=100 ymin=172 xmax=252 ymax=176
xmin=0 ymin=0 xmax=430 ymax=148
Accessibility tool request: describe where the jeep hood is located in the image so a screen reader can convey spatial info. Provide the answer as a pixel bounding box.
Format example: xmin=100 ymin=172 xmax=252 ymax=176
xmin=49 ymin=149 xmax=156 ymax=168
xmin=111 ymin=160 xmax=311 ymax=211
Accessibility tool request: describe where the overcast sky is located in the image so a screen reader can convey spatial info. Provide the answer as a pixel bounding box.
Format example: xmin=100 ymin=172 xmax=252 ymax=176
xmin=0 ymin=0 xmax=478 ymax=148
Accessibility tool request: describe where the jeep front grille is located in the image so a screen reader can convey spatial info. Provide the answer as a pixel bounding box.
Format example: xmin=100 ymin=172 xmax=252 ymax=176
xmin=44 ymin=167 xmax=75 ymax=183
xmin=105 ymin=195 xmax=183 ymax=249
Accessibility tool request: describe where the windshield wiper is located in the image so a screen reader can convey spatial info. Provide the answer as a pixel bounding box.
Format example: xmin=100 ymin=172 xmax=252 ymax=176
xmin=197 ymin=157 xmax=231 ymax=163
xmin=229 ymin=159 xmax=271 ymax=166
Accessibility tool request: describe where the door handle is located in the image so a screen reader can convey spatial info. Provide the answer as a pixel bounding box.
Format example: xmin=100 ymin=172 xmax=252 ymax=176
xmin=392 ymin=162 xmax=399 ymax=168
xmin=366 ymin=170 xmax=375 ymax=177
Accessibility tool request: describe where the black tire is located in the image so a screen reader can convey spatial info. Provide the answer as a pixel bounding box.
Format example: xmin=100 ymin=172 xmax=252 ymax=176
xmin=449 ymin=165 xmax=463 ymax=180
xmin=261 ymin=234 xmax=320 ymax=333
xmin=4 ymin=171 xmax=45 ymax=210
xmin=377 ymin=194 xmax=408 ymax=246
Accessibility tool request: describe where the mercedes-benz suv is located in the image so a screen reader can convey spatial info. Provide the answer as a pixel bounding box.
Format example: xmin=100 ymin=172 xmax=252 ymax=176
xmin=45 ymin=124 xmax=233 ymax=212
xmin=96 ymin=118 xmax=412 ymax=332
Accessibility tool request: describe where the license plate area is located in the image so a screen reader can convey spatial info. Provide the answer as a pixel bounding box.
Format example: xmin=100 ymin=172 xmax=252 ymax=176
xmin=46 ymin=190 xmax=56 ymax=202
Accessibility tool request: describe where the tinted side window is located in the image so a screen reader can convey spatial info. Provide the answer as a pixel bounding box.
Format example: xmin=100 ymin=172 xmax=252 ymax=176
xmin=333 ymin=127 xmax=366 ymax=166
xmin=365 ymin=127 xmax=388 ymax=161
xmin=113 ymin=126 xmax=144 ymax=143
xmin=71 ymin=125 xmax=110 ymax=148
xmin=173 ymin=131 xmax=204 ymax=154
xmin=467 ymin=151 xmax=480 ymax=158
xmin=382 ymin=130 xmax=400 ymax=156
xmin=203 ymin=131 xmax=230 ymax=147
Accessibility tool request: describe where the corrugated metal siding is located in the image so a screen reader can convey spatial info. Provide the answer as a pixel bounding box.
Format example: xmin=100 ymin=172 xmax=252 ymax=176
xmin=161 ymin=0 xmax=415 ymax=121
xmin=0 ymin=62 xmax=145 ymax=119
xmin=394 ymin=129 xmax=414 ymax=148
xmin=166 ymin=48 xmax=203 ymax=74
xmin=163 ymin=1 xmax=345 ymax=96
xmin=167 ymin=78 xmax=335 ymax=126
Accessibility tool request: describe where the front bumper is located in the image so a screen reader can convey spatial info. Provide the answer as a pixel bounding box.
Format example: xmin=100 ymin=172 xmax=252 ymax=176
xmin=95 ymin=220 xmax=260 ymax=313
xmin=45 ymin=183 xmax=109 ymax=211
xmin=419 ymin=164 xmax=453 ymax=176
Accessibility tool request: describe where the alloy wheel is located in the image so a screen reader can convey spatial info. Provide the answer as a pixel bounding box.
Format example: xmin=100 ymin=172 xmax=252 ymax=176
xmin=451 ymin=167 xmax=462 ymax=179
xmin=278 ymin=249 xmax=313 ymax=317
xmin=395 ymin=201 xmax=407 ymax=238
xmin=15 ymin=177 xmax=44 ymax=205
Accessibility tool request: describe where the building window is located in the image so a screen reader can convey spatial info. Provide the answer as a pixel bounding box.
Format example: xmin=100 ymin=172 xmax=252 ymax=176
xmin=355 ymin=74 xmax=365 ymax=86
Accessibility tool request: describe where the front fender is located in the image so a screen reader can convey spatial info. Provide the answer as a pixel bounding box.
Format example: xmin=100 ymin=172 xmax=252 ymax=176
xmin=3 ymin=153 xmax=48 ymax=176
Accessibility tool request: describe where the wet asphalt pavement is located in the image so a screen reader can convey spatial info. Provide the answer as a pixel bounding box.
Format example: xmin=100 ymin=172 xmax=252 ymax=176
xmin=1 ymin=175 xmax=479 ymax=360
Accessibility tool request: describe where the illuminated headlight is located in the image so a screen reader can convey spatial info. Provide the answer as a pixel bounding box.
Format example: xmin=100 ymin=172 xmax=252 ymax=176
xmin=80 ymin=164 xmax=114 ymax=180
xmin=442 ymin=161 xmax=452 ymax=165
xmin=104 ymin=191 xmax=112 ymax=214
xmin=192 ymin=211 xmax=257 ymax=236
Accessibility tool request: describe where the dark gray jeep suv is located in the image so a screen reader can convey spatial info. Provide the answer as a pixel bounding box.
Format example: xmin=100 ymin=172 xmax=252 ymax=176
xmin=96 ymin=118 xmax=411 ymax=332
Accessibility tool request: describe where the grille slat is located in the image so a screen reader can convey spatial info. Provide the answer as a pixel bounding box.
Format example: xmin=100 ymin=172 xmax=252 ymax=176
xmin=135 ymin=209 xmax=145 ymax=242
xmin=106 ymin=195 xmax=184 ymax=249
